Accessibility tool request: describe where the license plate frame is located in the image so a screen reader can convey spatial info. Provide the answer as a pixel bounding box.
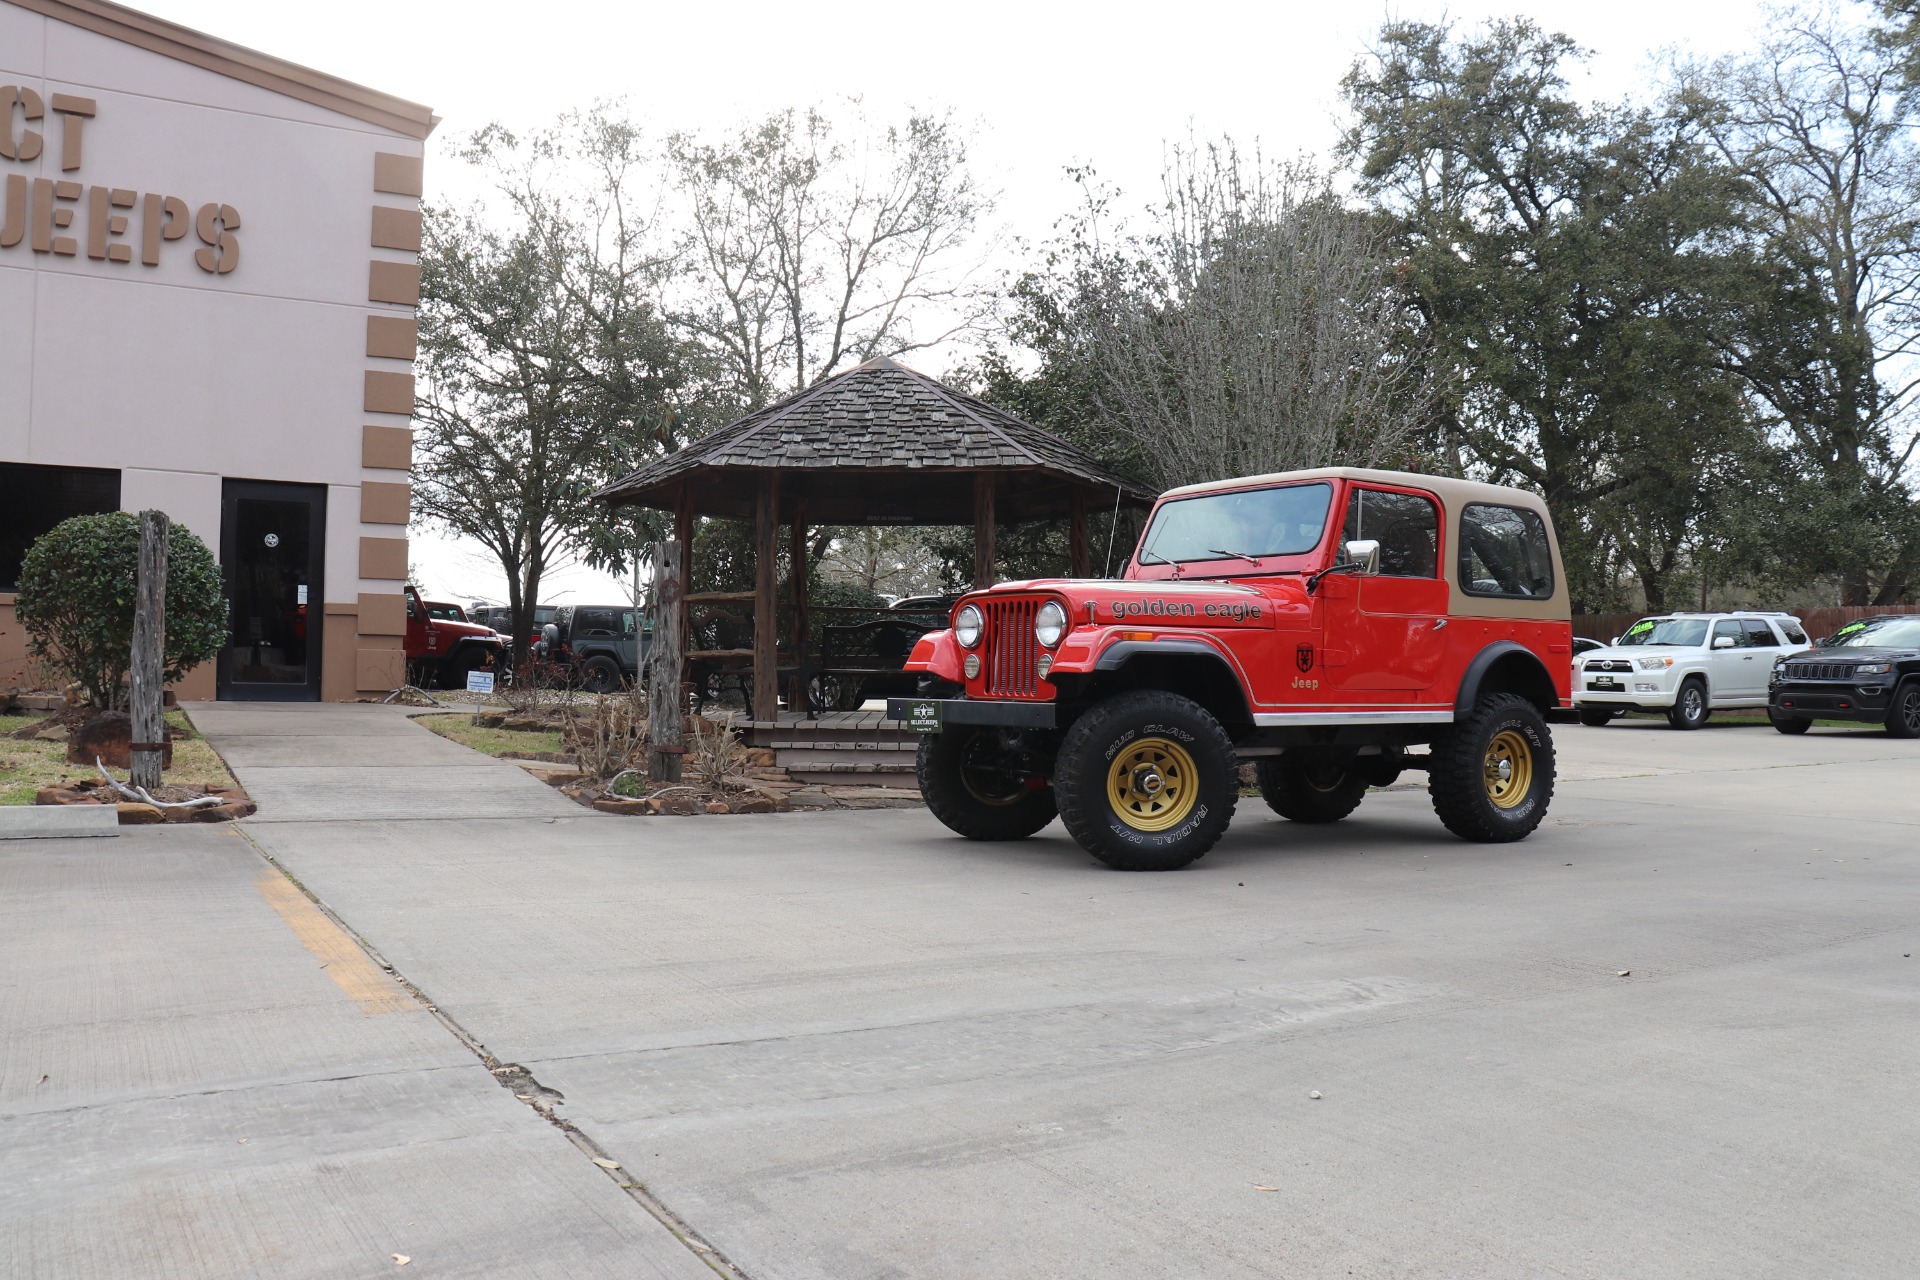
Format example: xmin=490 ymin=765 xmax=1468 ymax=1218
xmin=902 ymin=699 xmax=944 ymax=734
xmin=1588 ymin=677 xmax=1622 ymax=692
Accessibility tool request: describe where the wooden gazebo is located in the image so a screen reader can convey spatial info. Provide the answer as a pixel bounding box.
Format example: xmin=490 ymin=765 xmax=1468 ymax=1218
xmin=593 ymin=356 xmax=1155 ymax=716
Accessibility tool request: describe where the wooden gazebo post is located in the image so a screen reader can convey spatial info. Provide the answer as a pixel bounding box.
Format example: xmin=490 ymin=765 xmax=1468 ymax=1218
xmin=788 ymin=502 xmax=809 ymax=714
xmin=753 ymin=472 xmax=780 ymax=720
xmin=973 ymin=473 xmax=996 ymax=589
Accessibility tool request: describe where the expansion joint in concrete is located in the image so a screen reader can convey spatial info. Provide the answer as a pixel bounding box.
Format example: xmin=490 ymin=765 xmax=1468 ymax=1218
xmin=235 ymin=828 xmax=751 ymax=1280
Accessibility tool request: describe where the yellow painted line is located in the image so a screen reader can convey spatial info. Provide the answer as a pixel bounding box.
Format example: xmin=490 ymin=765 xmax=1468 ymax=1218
xmin=253 ymin=871 xmax=414 ymax=1015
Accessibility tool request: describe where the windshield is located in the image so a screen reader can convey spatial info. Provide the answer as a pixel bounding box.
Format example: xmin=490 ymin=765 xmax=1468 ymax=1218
xmin=1618 ymin=617 xmax=1707 ymax=647
xmin=1836 ymin=616 xmax=1920 ymax=648
xmin=1137 ymin=483 xmax=1333 ymax=568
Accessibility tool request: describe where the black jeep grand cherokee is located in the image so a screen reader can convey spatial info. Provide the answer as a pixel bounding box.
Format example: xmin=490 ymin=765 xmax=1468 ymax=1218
xmin=1769 ymin=614 xmax=1920 ymax=737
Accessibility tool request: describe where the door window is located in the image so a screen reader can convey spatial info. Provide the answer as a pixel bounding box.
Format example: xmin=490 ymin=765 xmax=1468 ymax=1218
xmin=1712 ymin=620 xmax=1743 ymax=648
xmin=1341 ymin=489 xmax=1439 ymax=577
xmin=1742 ymin=620 xmax=1779 ymax=648
xmin=1458 ymin=504 xmax=1555 ymax=598
xmin=228 ymin=497 xmax=314 ymax=685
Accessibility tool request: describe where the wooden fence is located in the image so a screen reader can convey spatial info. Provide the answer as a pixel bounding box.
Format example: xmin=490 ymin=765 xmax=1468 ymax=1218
xmin=1572 ymin=604 xmax=1920 ymax=644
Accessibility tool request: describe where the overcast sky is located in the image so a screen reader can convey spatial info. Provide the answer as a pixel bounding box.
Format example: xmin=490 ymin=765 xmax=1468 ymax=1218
xmin=132 ymin=0 xmax=1790 ymax=607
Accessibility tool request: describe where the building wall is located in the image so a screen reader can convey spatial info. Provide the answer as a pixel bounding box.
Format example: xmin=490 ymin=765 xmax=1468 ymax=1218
xmin=0 ymin=4 xmax=424 ymax=701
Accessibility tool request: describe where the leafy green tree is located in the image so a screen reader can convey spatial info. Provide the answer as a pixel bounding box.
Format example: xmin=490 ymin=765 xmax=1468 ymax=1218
xmin=416 ymin=109 xmax=717 ymax=662
xmin=1342 ymin=18 xmax=1767 ymax=611
xmin=15 ymin=513 xmax=224 ymax=710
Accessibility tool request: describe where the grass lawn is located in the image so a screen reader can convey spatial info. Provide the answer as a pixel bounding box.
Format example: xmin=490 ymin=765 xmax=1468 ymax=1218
xmin=0 ymin=710 xmax=240 ymax=805
xmin=413 ymin=712 xmax=566 ymax=759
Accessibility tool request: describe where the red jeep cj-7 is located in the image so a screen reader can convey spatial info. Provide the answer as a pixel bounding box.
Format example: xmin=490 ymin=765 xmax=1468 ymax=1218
xmin=889 ymin=467 xmax=1574 ymax=870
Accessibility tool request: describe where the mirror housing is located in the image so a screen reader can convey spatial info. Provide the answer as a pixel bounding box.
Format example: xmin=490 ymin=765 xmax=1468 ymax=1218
xmin=1712 ymin=635 xmax=1736 ymax=649
xmin=1611 ymin=637 xmax=1622 ymax=646
xmin=1342 ymin=539 xmax=1382 ymax=576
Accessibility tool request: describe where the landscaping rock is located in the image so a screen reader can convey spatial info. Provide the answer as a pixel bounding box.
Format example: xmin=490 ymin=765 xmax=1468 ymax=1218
xmin=745 ymin=747 xmax=778 ymax=767
xmin=649 ymin=794 xmax=698 ymax=816
xmin=115 ymin=802 xmax=165 ymax=824
xmin=730 ymin=795 xmax=777 ymax=814
xmin=705 ymin=800 xmax=730 ymax=814
xmin=591 ymin=798 xmax=652 ymax=816
xmin=67 ymin=711 xmax=172 ymax=770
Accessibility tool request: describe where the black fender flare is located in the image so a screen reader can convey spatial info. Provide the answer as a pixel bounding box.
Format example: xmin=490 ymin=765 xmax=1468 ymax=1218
xmin=1091 ymin=639 xmax=1254 ymax=724
xmin=1455 ymin=640 xmax=1559 ymax=716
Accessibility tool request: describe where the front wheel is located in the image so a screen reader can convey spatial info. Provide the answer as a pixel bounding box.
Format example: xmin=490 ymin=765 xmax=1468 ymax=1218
xmin=1429 ymin=693 xmax=1555 ymax=843
xmin=1577 ymin=707 xmax=1616 ymax=727
xmin=917 ymin=727 xmax=1058 ymax=841
xmin=1667 ymin=679 xmax=1710 ymax=730
xmin=1054 ymin=691 xmax=1238 ymax=871
xmin=1256 ymin=755 xmax=1368 ymax=823
xmin=1769 ymin=708 xmax=1812 ymax=735
xmin=581 ymin=656 xmax=623 ymax=694
xmin=1886 ymin=680 xmax=1920 ymax=739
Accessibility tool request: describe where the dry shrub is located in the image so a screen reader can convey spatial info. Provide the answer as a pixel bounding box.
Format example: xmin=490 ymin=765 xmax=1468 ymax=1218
xmin=687 ymin=714 xmax=750 ymax=793
xmin=563 ymin=690 xmax=646 ymax=780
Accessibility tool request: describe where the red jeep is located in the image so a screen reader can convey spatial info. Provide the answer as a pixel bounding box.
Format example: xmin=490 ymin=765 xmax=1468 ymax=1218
xmin=891 ymin=468 xmax=1573 ymax=870
xmin=404 ymin=586 xmax=507 ymax=690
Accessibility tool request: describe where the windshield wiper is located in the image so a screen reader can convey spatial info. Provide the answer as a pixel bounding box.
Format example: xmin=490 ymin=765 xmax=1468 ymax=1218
xmin=1206 ymin=547 xmax=1263 ymax=565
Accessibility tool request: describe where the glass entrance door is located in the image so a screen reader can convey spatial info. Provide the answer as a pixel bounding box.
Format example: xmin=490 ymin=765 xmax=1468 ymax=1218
xmin=218 ymin=480 xmax=326 ymax=701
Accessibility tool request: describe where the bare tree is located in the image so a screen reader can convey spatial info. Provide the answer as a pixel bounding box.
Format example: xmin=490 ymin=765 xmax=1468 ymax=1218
xmin=1691 ymin=13 xmax=1920 ymax=603
xmin=1035 ymin=143 xmax=1427 ymax=492
xmin=668 ymin=105 xmax=993 ymax=405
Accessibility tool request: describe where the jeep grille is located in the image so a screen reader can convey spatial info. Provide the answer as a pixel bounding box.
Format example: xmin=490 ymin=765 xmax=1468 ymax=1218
xmin=1781 ymin=661 xmax=1853 ymax=681
xmin=982 ymin=598 xmax=1041 ymax=697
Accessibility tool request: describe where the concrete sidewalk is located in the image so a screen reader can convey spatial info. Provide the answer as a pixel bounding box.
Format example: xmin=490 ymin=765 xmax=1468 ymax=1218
xmin=186 ymin=701 xmax=581 ymax=823
xmin=3 ymin=704 xmax=714 ymax=1280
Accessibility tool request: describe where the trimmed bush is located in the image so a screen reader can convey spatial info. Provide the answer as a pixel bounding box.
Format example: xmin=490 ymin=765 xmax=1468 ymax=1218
xmin=14 ymin=512 xmax=226 ymax=709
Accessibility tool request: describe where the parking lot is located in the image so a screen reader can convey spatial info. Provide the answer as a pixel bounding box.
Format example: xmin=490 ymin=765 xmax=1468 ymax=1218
xmin=7 ymin=709 xmax=1919 ymax=1278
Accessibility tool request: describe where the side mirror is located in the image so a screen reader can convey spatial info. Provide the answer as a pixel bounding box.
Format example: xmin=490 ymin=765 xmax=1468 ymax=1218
xmin=1342 ymin=539 xmax=1381 ymax=575
xmin=1712 ymin=635 xmax=1736 ymax=649
xmin=1611 ymin=637 xmax=1622 ymax=646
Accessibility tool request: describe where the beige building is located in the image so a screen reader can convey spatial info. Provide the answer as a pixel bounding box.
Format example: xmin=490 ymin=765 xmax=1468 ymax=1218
xmin=0 ymin=0 xmax=430 ymax=701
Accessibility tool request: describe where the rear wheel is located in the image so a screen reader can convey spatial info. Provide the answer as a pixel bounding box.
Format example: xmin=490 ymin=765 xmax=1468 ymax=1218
xmin=1769 ymin=708 xmax=1812 ymax=735
xmin=581 ymin=656 xmax=623 ymax=694
xmin=1577 ymin=707 xmax=1616 ymax=727
xmin=917 ymin=727 xmax=1058 ymax=841
xmin=1256 ymin=756 xmax=1368 ymax=823
xmin=1054 ymin=691 xmax=1237 ymax=871
xmin=1429 ymin=693 xmax=1555 ymax=843
xmin=1886 ymin=680 xmax=1920 ymax=739
xmin=1666 ymin=678 xmax=1710 ymax=730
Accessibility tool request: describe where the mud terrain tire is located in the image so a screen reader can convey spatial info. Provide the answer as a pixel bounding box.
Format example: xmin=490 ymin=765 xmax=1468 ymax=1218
xmin=1256 ymin=756 xmax=1369 ymax=823
xmin=917 ymin=726 xmax=1058 ymax=841
xmin=1054 ymin=691 xmax=1237 ymax=871
xmin=1429 ymin=693 xmax=1555 ymax=843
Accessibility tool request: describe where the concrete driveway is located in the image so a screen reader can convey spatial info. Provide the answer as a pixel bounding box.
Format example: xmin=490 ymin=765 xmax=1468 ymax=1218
xmin=9 ymin=705 xmax=1920 ymax=1278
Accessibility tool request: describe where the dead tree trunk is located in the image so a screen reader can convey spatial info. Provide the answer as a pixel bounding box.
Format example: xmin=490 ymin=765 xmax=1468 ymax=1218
xmin=129 ymin=509 xmax=169 ymax=791
xmin=648 ymin=540 xmax=685 ymax=783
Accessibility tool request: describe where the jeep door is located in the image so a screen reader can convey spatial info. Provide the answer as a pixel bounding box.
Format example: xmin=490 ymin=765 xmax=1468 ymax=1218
xmin=1324 ymin=484 xmax=1449 ymax=697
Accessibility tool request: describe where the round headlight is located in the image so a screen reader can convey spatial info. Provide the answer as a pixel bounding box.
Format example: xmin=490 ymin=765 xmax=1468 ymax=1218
xmin=1035 ymin=600 xmax=1068 ymax=648
xmin=954 ymin=604 xmax=984 ymax=649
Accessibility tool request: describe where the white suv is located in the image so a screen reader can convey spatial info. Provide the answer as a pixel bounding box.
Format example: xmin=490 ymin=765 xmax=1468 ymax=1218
xmin=1574 ymin=612 xmax=1812 ymax=729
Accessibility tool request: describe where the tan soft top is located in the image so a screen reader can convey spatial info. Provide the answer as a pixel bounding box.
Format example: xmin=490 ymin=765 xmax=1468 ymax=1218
xmin=1153 ymin=467 xmax=1568 ymax=620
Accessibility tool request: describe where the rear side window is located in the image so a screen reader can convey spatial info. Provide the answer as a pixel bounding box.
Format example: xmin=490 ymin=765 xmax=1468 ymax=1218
xmin=1776 ymin=620 xmax=1808 ymax=645
xmin=578 ymin=608 xmax=617 ymax=635
xmin=1742 ymin=620 xmax=1779 ymax=648
xmin=1459 ymin=504 xmax=1554 ymax=598
xmin=1342 ymin=488 xmax=1439 ymax=577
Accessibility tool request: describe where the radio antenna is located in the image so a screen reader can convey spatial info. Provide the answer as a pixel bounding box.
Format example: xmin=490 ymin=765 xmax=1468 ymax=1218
xmin=1101 ymin=484 xmax=1123 ymax=577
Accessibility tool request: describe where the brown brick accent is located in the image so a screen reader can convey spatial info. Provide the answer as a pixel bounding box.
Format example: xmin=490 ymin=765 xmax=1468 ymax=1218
xmin=363 ymin=370 xmax=415 ymax=415
xmin=373 ymin=152 xmax=424 ymax=197
xmin=320 ymin=602 xmax=359 ymax=701
xmin=359 ymin=536 xmax=408 ymax=581
xmin=362 ymin=424 xmax=412 ymax=470
xmin=356 ymin=592 xmax=408 ymax=636
xmin=368 ymin=261 xmax=420 ymax=306
xmin=371 ymin=206 xmax=423 ymax=252
xmin=366 ymin=315 xmax=418 ymax=360
xmin=361 ymin=481 xmax=410 ymax=525
xmin=355 ymin=643 xmax=406 ymax=692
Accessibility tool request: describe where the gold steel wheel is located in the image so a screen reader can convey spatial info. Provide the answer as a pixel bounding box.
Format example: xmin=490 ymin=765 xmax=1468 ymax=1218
xmin=1105 ymin=736 xmax=1199 ymax=832
xmin=1482 ymin=729 xmax=1533 ymax=810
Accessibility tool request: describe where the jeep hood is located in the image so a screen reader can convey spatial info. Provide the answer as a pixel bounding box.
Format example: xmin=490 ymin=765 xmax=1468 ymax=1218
xmin=972 ymin=577 xmax=1299 ymax=627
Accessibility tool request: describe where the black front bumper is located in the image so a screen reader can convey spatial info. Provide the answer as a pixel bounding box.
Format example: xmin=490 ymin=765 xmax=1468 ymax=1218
xmin=1772 ymin=682 xmax=1895 ymax=722
xmin=886 ymin=697 xmax=1057 ymax=729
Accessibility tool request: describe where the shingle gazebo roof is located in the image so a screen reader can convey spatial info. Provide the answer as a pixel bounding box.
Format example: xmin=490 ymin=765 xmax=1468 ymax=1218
xmin=593 ymin=355 xmax=1155 ymax=523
